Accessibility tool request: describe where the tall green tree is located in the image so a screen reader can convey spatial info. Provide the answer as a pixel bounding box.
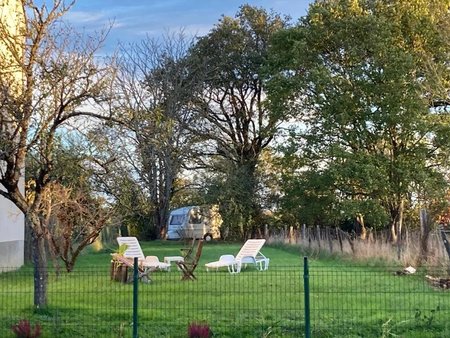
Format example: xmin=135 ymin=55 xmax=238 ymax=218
xmin=268 ymin=0 xmax=450 ymax=240
xmin=187 ymin=5 xmax=290 ymax=237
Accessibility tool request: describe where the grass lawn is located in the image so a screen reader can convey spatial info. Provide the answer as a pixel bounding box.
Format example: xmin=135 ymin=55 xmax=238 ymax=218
xmin=1 ymin=240 xmax=450 ymax=337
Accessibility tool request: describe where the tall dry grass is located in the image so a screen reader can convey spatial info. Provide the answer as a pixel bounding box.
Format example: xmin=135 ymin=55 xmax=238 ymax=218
xmin=266 ymin=225 xmax=450 ymax=268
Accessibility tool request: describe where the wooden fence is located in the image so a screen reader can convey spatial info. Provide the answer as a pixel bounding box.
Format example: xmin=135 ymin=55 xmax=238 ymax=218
xmin=266 ymin=224 xmax=450 ymax=266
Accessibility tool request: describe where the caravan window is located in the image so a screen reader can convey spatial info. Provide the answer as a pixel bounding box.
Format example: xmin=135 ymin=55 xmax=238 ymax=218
xmin=170 ymin=215 xmax=184 ymax=225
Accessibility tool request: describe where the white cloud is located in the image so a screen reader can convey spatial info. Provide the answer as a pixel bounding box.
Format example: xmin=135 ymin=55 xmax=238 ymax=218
xmin=65 ymin=10 xmax=106 ymax=24
xmin=63 ymin=1 xmax=312 ymax=53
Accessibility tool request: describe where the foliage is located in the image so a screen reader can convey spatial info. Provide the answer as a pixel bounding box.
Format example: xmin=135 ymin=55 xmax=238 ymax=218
xmin=203 ymin=161 xmax=257 ymax=238
xmin=185 ymin=5 xmax=291 ymax=237
xmin=414 ymin=305 xmax=440 ymax=329
xmin=116 ymin=244 xmax=128 ymax=255
xmin=94 ymin=162 xmax=156 ymax=238
xmin=268 ymin=0 xmax=450 ymax=235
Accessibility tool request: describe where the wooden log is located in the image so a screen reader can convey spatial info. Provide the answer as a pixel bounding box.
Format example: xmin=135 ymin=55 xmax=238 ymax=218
xmin=336 ymin=227 xmax=343 ymax=252
xmin=110 ymin=260 xmax=128 ymax=283
xmin=316 ymin=225 xmax=321 ymax=250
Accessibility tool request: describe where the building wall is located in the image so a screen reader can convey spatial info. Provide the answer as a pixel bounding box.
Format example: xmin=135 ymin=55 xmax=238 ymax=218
xmin=0 ymin=0 xmax=25 ymax=270
xmin=0 ymin=202 xmax=24 ymax=269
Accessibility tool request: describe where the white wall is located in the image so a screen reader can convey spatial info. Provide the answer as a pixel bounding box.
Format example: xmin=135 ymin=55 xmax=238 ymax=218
xmin=0 ymin=187 xmax=24 ymax=269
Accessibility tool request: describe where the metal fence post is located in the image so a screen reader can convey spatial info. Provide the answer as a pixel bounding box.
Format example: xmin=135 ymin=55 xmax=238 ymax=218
xmin=304 ymin=256 xmax=311 ymax=338
xmin=133 ymin=257 xmax=138 ymax=338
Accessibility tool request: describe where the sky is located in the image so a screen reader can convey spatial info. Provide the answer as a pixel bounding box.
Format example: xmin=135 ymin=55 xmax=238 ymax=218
xmin=64 ymin=1 xmax=313 ymax=52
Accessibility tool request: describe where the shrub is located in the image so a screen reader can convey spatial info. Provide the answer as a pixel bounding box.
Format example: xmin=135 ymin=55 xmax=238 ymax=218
xmin=188 ymin=322 xmax=211 ymax=338
xmin=11 ymin=320 xmax=41 ymax=338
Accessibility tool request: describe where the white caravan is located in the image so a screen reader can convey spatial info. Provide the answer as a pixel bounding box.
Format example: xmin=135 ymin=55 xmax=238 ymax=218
xmin=166 ymin=206 xmax=222 ymax=241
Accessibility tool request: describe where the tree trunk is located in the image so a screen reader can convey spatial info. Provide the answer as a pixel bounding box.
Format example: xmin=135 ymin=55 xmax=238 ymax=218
xmin=316 ymin=225 xmax=321 ymax=250
xmin=24 ymin=220 xmax=33 ymax=263
xmin=392 ymin=199 xmax=405 ymax=260
xmin=356 ymin=214 xmax=367 ymax=240
xmin=419 ymin=208 xmax=432 ymax=264
xmin=153 ymin=208 xmax=162 ymax=239
xmin=157 ymin=200 xmax=170 ymax=239
xmin=28 ymin=216 xmax=48 ymax=309
xmin=390 ymin=223 xmax=397 ymax=242
xmin=390 ymin=199 xmax=404 ymax=245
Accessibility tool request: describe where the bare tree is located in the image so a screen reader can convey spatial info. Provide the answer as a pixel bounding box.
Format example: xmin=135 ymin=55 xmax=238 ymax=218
xmin=32 ymin=181 xmax=111 ymax=272
xmin=0 ymin=1 xmax=115 ymax=308
xmin=112 ymin=32 xmax=201 ymax=238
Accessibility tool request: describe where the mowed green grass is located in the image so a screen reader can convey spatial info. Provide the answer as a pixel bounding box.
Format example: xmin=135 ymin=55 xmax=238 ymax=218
xmin=1 ymin=240 xmax=450 ymax=337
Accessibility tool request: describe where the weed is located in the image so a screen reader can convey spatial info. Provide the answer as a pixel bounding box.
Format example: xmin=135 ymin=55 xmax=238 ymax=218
xmin=381 ymin=319 xmax=399 ymax=338
xmin=414 ymin=305 xmax=440 ymax=328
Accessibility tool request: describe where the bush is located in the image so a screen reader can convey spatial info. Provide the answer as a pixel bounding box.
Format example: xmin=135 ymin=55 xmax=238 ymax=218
xmin=11 ymin=320 xmax=41 ymax=338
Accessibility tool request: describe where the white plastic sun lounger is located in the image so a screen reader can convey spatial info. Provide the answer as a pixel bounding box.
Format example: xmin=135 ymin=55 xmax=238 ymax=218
xmin=205 ymin=239 xmax=269 ymax=274
xmin=205 ymin=254 xmax=236 ymax=272
xmin=117 ymin=237 xmax=170 ymax=271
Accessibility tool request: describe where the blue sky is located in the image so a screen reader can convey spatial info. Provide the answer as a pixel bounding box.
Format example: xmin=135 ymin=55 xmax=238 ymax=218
xmin=64 ymin=1 xmax=313 ymax=51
